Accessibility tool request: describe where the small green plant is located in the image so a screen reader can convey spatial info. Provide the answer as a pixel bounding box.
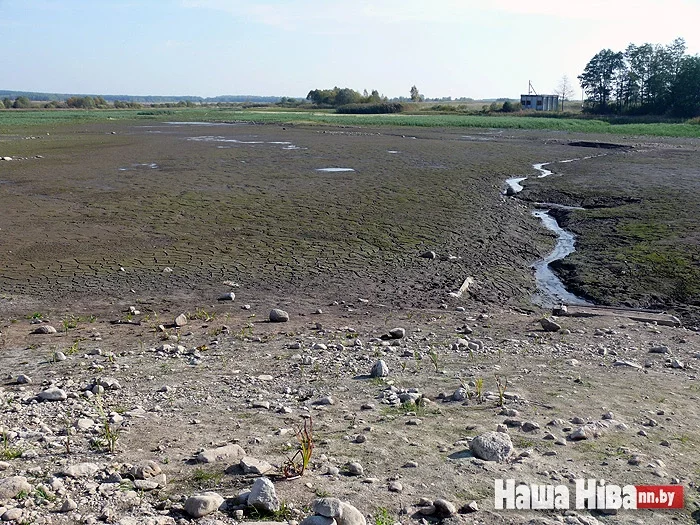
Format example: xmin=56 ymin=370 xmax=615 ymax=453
xmin=27 ymin=312 xmax=44 ymax=320
xmin=65 ymin=341 xmax=80 ymax=355
xmin=192 ymin=467 xmax=223 ymax=485
xmin=2 ymin=431 xmax=24 ymax=459
xmin=282 ymin=417 xmax=314 ymax=478
xmin=496 ymin=375 xmax=508 ymax=407
xmin=33 ymin=486 xmax=56 ymax=502
xmin=475 ymin=377 xmax=484 ymax=403
xmin=61 ymin=315 xmax=79 ymax=333
xmin=93 ymin=396 xmax=120 ymax=453
xmin=428 ymin=349 xmax=439 ymax=372
xmin=190 ymin=308 xmax=216 ymax=322
xmin=374 ymin=507 xmax=394 ymax=525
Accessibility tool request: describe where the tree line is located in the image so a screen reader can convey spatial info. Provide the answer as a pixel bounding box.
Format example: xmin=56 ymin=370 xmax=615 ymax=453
xmin=579 ymin=37 xmax=700 ymax=117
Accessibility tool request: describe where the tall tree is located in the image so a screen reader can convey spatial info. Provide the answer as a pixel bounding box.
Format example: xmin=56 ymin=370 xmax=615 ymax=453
xmin=410 ymin=85 xmax=422 ymax=102
xmin=554 ymin=75 xmax=574 ymax=110
xmin=670 ymin=55 xmax=700 ymax=117
xmin=578 ymin=49 xmax=624 ymax=113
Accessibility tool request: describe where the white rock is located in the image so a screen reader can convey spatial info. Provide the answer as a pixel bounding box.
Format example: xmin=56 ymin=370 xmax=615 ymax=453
xmin=38 ymin=386 xmax=67 ymax=401
xmin=184 ymin=491 xmax=224 ymax=518
xmin=313 ymin=497 xmax=344 ymax=517
xmin=60 ymin=498 xmax=77 ymax=512
xmin=370 ymin=360 xmax=389 ymax=378
xmin=62 ymin=462 xmax=100 ymax=478
xmin=469 ymin=431 xmax=514 ymax=462
xmin=196 ymin=444 xmax=246 ymax=463
xmin=0 ymin=476 xmax=32 ymax=502
xmin=247 ymin=477 xmax=280 ymax=512
xmin=33 ymin=325 xmax=57 ymax=334
xmin=240 ymin=456 xmax=273 ymax=475
xmin=337 ymin=501 xmax=366 ymax=525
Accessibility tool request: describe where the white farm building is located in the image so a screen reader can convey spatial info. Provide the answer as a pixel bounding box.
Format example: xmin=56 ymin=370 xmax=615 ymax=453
xmin=520 ymin=94 xmax=559 ymax=111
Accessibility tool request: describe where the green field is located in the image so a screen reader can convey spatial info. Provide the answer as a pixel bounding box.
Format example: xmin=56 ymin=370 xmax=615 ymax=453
xmin=2 ymin=108 xmax=700 ymax=137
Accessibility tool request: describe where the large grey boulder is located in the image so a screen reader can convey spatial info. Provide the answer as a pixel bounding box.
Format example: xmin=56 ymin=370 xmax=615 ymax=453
xmin=196 ymin=444 xmax=246 ymax=463
xmin=269 ymin=309 xmax=290 ymax=322
xmin=469 ymin=431 xmax=514 ymax=462
xmin=338 ymin=501 xmax=366 ymax=525
xmin=0 ymin=476 xmax=32 ymax=503
xmin=184 ymin=492 xmax=224 ymax=518
xmin=247 ymin=477 xmax=279 ymax=512
xmin=370 ymin=360 xmax=389 ymax=378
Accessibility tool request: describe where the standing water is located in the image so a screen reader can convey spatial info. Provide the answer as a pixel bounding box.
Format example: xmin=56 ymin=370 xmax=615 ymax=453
xmin=504 ymin=161 xmax=593 ymax=307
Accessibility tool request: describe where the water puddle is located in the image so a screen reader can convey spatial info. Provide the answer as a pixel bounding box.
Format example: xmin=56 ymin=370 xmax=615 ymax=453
xmin=461 ymin=135 xmax=494 ymax=141
xmin=531 ymin=210 xmax=592 ymax=307
xmin=316 ymin=168 xmax=355 ymax=172
xmin=187 ymin=136 xmax=305 ymax=150
xmin=166 ymin=121 xmax=242 ymax=126
xmin=387 ymin=150 xmax=400 ymax=154
xmin=118 ymin=163 xmax=159 ymax=171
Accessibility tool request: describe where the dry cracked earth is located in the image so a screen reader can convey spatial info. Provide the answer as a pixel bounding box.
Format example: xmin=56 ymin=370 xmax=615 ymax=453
xmin=1 ymin=121 xmax=700 ymax=525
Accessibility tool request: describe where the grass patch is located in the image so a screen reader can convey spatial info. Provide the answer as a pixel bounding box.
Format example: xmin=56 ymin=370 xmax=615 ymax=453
xmin=2 ymin=108 xmax=700 ymax=137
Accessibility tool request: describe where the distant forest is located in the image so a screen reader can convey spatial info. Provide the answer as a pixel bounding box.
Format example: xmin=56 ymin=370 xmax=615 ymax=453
xmin=0 ymin=90 xmax=282 ymax=105
xmin=580 ymin=37 xmax=700 ymax=117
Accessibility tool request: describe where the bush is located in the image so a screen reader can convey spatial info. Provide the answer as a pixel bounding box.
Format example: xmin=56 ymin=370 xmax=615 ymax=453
xmin=336 ymin=102 xmax=403 ymax=114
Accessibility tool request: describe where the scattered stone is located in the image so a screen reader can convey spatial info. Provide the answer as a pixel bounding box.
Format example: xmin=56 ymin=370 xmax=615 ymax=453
xmin=1 ymin=508 xmax=22 ymax=521
xmin=433 ymin=499 xmax=457 ymax=518
xmin=174 ymin=314 xmax=188 ymax=327
xmin=539 ymin=317 xmax=561 ymax=332
xmin=60 ymin=498 xmax=78 ymax=512
xmin=314 ymin=497 xmax=343 ymax=518
xmin=388 ymin=481 xmax=403 ymax=492
xmin=650 ymin=345 xmax=670 ymax=354
xmin=301 ymin=516 xmax=337 ymax=525
xmin=346 ymin=462 xmax=364 ymax=476
xmin=218 ymin=292 xmax=235 ymax=301
xmin=270 ymin=309 xmax=290 ymax=322
xmin=241 ymin=457 xmax=273 ymax=475
xmin=522 ymin=421 xmax=541 ymax=432
xmin=196 ymin=444 xmax=246 ymax=463
xmin=184 ymin=492 xmax=224 ymax=518
xmin=469 ymin=431 xmax=514 ymax=462
xmin=420 ymin=251 xmax=437 ymax=259
xmin=62 ymin=462 xmax=100 ymax=478
xmin=613 ymin=360 xmax=643 ymax=369
xmin=459 ymin=501 xmax=479 ymax=514
xmin=247 ymin=477 xmax=280 ymax=513
xmin=452 ymin=387 xmax=468 ymax=401
xmin=370 ymin=360 xmax=389 ymax=378
xmin=389 ymin=327 xmax=406 ymax=339
xmin=16 ymin=374 xmax=32 ymax=384
xmin=338 ymin=501 xmax=367 ymax=525
xmin=0 ymin=476 xmax=32 ymax=501
xmin=32 ymin=325 xmax=57 ymax=334
xmin=38 ymin=386 xmax=67 ymax=401
xmin=130 ymin=460 xmax=162 ymax=479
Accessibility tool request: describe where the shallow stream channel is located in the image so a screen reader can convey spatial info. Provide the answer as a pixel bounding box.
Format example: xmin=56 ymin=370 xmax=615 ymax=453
xmin=505 ymin=161 xmax=594 ymax=307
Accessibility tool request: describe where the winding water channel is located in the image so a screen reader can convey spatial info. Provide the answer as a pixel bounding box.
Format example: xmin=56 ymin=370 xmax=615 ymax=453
xmin=506 ymin=161 xmax=594 ymax=307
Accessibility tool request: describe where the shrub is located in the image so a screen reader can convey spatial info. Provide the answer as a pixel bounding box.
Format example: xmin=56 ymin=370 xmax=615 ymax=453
xmin=336 ymin=102 xmax=403 ymax=114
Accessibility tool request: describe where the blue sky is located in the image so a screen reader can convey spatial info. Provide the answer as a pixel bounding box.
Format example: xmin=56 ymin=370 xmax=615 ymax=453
xmin=2 ymin=0 xmax=699 ymax=99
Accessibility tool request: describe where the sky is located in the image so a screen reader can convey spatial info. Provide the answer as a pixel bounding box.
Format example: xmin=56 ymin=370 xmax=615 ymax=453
xmin=2 ymin=0 xmax=700 ymax=100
